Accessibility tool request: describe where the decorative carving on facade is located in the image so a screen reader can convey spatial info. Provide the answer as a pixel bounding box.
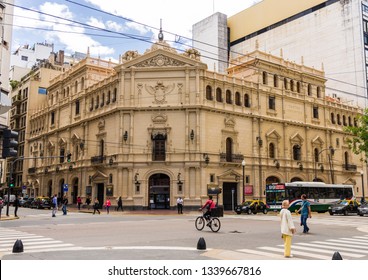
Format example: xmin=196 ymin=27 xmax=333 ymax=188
xmin=183 ymin=48 xmax=201 ymax=61
xmin=224 ymin=116 xmax=236 ymax=128
xmin=145 ymin=81 xmax=175 ymax=104
xmin=98 ymin=119 xmax=105 ymax=130
xmin=151 ymin=113 xmax=168 ymax=124
xmin=135 ymin=54 xmax=186 ymax=68
xmin=121 ymin=50 xmax=140 ymax=62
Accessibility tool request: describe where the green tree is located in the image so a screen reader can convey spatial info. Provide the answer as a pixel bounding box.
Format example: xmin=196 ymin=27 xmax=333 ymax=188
xmin=344 ymin=108 xmax=368 ymax=163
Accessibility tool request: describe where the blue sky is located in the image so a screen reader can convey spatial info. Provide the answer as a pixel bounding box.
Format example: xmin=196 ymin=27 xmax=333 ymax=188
xmin=12 ymin=0 xmax=260 ymax=61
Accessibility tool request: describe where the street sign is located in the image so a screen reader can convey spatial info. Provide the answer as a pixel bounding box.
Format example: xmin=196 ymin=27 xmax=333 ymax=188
xmin=22 ymin=186 xmax=26 ymax=190
xmin=63 ymin=184 xmax=68 ymax=192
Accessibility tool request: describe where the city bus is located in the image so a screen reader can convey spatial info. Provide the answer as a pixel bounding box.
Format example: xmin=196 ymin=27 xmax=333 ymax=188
xmin=265 ymin=181 xmax=354 ymax=210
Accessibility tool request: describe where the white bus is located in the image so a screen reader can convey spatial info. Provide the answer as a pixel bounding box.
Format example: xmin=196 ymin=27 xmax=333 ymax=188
xmin=265 ymin=181 xmax=354 ymax=210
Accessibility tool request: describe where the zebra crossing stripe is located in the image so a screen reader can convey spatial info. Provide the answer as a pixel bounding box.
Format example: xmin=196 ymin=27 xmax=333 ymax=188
xmin=295 ymin=242 xmax=368 ymax=254
xmin=258 ymin=246 xmax=331 ymax=260
xmin=0 ymin=236 xmax=44 ymax=241
xmin=326 ymin=239 xmax=368 ymax=246
xmin=237 ymin=248 xmax=286 ymax=259
xmin=0 ymin=239 xmax=56 ymax=246
xmin=339 ymin=238 xmax=368 ymax=243
xmin=312 ymin=240 xmax=368 ymax=249
xmin=284 ymin=245 xmax=364 ymax=258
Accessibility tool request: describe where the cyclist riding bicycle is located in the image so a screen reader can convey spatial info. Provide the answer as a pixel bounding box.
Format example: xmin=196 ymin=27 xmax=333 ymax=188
xmin=200 ymin=195 xmax=216 ymax=225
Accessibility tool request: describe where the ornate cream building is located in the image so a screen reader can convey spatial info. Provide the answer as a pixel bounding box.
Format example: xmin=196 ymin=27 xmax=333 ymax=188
xmin=25 ymin=36 xmax=363 ymax=210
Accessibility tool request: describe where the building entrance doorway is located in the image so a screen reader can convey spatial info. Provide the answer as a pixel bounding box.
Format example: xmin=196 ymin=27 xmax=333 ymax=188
xmin=223 ymin=182 xmax=238 ymax=211
xmin=97 ymin=183 xmax=104 ymax=209
xmin=148 ymin=173 xmax=170 ymax=209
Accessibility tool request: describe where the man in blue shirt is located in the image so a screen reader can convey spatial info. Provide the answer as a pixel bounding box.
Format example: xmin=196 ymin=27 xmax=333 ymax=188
xmin=297 ymin=194 xmax=312 ymax=233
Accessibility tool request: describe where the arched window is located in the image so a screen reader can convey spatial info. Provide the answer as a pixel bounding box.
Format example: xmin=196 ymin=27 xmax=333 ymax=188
xmin=96 ymin=95 xmax=99 ymax=109
xmin=307 ymin=84 xmax=312 ymax=96
xmin=262 ymin=71 xmax=268 ymax=85
xmin=269 ymin=143 xmax=275 ymax=158
xmin=101 ymin=93 xmax=105 ymax=107
xmin=81 ymin=77 xmax=85 ymax=90
xmin=343 ymin=115 xmax=347 ymax=126
xmin=206 ymin=85 xmax=213 ymax=100
xmin=235 ymin=92 xmax=241 ymax=106
xmin=216 ymin=88 xmax=222 ymax=102
xmin=273 ymin=75 xmax=278 ymax=87
xmin=244 ymin=94 xmax=250 ymax=108
xmin=226 ymin=137 xmax=233 ymax=162
xmin=297 ymin=81 xmax=301 ymax=93
xmin=75 ymin=80 xmax=78 ymax=93
xmin=317 ymin=87 xmax=321 ymax=98
xmin=112 ymin=88 xmax=117 ymax=102
xmin=107 ymin=90 xmax=111 ymax=104
xmin=348 ymin=116 xmax=352 ymax=126
xmin=331 ymin=113 xmax=335 ymax=124
xmin=284 ymin=78 xmax=288 ymax=90
xmin=225 ymin=90 xmax=232 ymax=104
xmin=290 ymin=80 xmax=294 ymax=92
xmin=90 ymin=98 xmax=94 ymax=111
xmin=293 ymin=145 xmax=301 ymax=160
xmin=337 ymin=114 xmax=341 ymax=125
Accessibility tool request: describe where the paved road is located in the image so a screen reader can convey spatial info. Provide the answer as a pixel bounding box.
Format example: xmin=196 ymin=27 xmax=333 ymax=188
xmin=1 ymin=206 xmax=368 ymax=260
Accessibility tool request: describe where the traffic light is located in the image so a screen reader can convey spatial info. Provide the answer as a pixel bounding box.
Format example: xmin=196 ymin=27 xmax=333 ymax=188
xmin=67 ymin=153 xmax=72 ymax=162
xmin=9 ymin=177 xmax=15 ymax=188
xmin=2 ymin=129 xmax=18 ymax=158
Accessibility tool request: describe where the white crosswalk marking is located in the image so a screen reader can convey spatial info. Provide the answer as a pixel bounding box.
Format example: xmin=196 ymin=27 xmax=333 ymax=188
xmin=237 ymin=235 xmax=368 ymax=260
xmin=0 ymin=228 xmax=77 ymax=254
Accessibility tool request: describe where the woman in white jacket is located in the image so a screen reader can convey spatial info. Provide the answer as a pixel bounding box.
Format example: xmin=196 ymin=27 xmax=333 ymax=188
xmin=280 ymin=200 xmax=296 ymax=258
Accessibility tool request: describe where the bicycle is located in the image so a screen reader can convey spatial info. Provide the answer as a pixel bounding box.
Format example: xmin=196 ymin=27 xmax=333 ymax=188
xmin=195 ymin=209 xmax=221 ymax=232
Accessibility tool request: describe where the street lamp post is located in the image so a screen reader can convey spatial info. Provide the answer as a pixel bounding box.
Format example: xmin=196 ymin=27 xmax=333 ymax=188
xmin=242 ymin=159 xmax=245 ymax=203
xmin=314 ymin=146 xmax=335 ymax=182
xmin=361 ymin=170 xmax=365 ymax=202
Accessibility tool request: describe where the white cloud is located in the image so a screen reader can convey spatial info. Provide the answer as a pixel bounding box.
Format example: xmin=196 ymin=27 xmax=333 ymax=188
xmin=87 ymin=17 xmax=106 ymax=29
xmin=106 ymin=21 xmax=124 ymax=32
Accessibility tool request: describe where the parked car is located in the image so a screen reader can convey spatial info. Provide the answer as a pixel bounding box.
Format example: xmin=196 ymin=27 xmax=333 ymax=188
xmin=19 ymin=197 xmax=29 ymax=207
xmin=23 ymin=197 xmax=34 ymax=208
xmin=31 ymin=197 xmax=52 ymax=209
xmin=288 ymin=199 xmax=331 ymax=213
xmin=328 ymin=199 xmax=360 ymax=215
xmin=235 ymin=200 xmax=268 ymax=215
xmin=358 ymin=201 xmax=368 ymax=216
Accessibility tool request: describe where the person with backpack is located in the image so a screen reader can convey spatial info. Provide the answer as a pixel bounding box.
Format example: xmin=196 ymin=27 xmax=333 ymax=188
xmin=200 ymin=195 xmax=216 ymax=225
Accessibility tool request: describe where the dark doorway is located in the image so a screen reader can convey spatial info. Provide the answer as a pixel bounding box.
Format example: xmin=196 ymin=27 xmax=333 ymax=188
xmin=148 ymin=173 xmax=170 ymax=209
xmin=223 ymin=182 xmax=238 ymax=210
xmin=97 ymin=183 xmax=104 ymax=209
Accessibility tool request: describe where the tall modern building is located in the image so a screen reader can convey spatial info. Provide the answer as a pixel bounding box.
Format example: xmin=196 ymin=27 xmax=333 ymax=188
xmin=193 ymin=0 xmax=368 ymax=108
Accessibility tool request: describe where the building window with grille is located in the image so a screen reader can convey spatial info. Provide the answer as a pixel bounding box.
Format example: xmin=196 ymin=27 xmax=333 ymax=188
xmin=152 ymin=133 xmax=166 ymax=161
xmin=225 ymin=137 xmax=233 ymax=162
xmin=60 ymin=148 xmax=65 ymax=163
xmin=268 ymin=96 xmax=276 ymax=110
xmin=51 ymin=112 xmax=55 ymax=125
xmin=331 ymin=113 xmax=335 ymax=124
xmin=262 ymin=71 xmax=268 ymax=85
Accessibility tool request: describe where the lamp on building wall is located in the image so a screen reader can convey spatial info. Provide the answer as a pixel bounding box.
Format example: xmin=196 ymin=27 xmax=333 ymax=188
xmin=135 ymin=172 xmax=140 ymax=192
xmin=297 ymin=161 xmax=303 ymax=171
xmin=123 ymin=131 xmax=128 ymax=142
xmin=273 ymin=159 xmax=280 ymax=169
xmin=109 ymin=157 xmax=113 ymax=166
xmin=203 ymin=153 xmax=210 ymax=166
xmin=177 ymin=172 xmax=183 ymax=192
xmin=361 ymin=170 xmax=365 ymax=202
xmin=190 ymin=129 xmax=194 ymax=141
xmin=79 ymin=141 xmax=85 ymax=150
xmin=256 ymin=137 xmax=263 ymax=147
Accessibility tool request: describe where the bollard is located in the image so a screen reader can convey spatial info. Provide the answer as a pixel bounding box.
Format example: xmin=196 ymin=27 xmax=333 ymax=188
xmin=197 ymin=237 xmax=206 ymax=250
xmin=12 ymin=239 xmax=24 ymax=253
xmin=332 ymin=251 xmax=343 ymax=260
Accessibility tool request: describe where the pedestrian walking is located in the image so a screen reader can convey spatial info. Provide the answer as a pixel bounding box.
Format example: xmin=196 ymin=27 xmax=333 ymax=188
xmin=177 ymin=197 xmax=183 ymax=214
xmin=0 ymin=197 xmax=4 ymax=220
xmin=297 ymin=194 xmax=311 ymax=233
xmin=105 ymin=197 xmax=111 ymax=214
xmin=62 ymin=195 xmax=68 ymax=215
xmin=86 ymin=196 xmax=91 ymax=210
xmin=77 ymin=196 xmax=82 ymax=210
xmin=13 ymin=195 xmax=20 ymax=217
xmin=52 ymin=194 xmax=58 ymax=217
xmin=280 ymin=200 xmax=296 ymax=258
xmin=93 ymin=198 xmax=100 ymax=215
xmin=116 ymin=196 xmax=123 ymax=211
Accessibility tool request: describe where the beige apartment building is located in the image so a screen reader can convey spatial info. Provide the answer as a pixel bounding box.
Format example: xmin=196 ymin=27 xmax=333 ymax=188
xmin=24 ymin=37 xmax=363 ymax=210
